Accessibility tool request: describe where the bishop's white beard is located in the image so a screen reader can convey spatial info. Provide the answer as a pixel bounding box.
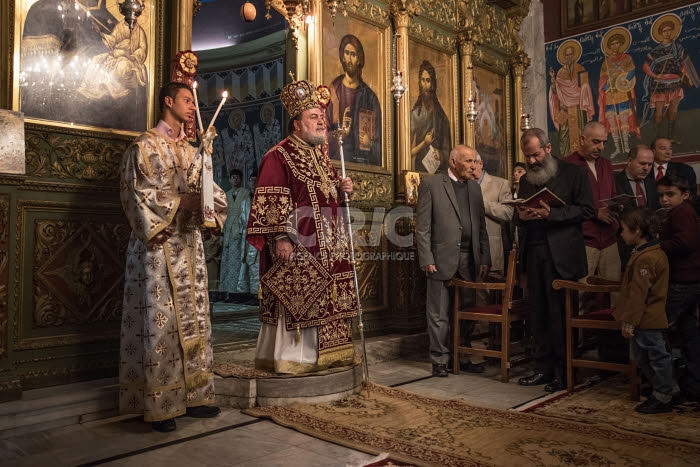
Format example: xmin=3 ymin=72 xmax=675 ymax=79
xmin=525 ymin=154 xmax=558 ymax=186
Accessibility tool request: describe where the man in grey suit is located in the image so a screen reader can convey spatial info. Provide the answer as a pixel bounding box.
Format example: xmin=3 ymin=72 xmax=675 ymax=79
xmin=416 ymin=145 xmax=491 ymax=377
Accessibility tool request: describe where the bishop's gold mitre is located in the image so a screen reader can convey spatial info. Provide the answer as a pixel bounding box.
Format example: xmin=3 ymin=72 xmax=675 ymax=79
xmin=280 ymin=79 xmax=319 ymax=119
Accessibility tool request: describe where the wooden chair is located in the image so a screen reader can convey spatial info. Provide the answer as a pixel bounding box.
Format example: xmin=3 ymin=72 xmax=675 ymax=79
xmin=552 ymin=279 xmax=641 ymax=401
xmin=448 ymin=248 xmax=530 ymax=382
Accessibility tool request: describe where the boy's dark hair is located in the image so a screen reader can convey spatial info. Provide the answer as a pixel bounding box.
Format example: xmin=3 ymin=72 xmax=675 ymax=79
xmin=513 ymin=162 xmax=526 ymax=171
xmin=228 ymin=168 xmax=243 ymax=178
xmin=621 ymin=207 xmax=661 ymax=241
xmin=158 ymin=82 xmax=193 ymax=114
xmin=656 ymin=174 xmax=690 ymax=193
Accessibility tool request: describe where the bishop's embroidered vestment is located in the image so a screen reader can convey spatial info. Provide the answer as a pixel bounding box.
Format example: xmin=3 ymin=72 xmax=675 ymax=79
xmin=247 ymin=135 xmax=358 ymax=373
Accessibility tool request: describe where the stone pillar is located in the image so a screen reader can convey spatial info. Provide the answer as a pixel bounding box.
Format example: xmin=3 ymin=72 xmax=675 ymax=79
xmin=519 ymin=0 xmax=547 ymax=133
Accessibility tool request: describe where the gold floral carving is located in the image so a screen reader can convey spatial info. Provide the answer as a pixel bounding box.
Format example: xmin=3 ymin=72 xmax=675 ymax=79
xmin=408 ymin=23 xmax=456 ymax=52
xmin=472 ymin=46 xmax=509 ymax=74
xmin=0 ymin=194 xmax=9 ymax=357
xmin=24 ymin=127 xmax=129 ymax=181
xmin=346 ymin=0 xmax=390 ymax=24
xmin=413 ymin=0 xmax=456 ymax=29
xmin=33 ymin=219 xmax=130 ymax=328
xmin=345 ymin=171 xmax=392 ymax=209
xmin=456 ymin=0 xmax=510 ymax=52
xmin=352 ymin=229 xmax=381 ymax=302
xmin=388 ymin=0 xmax=422 ymax=21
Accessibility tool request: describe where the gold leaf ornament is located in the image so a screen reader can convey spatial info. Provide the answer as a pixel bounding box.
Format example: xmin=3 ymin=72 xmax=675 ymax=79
xmin=178 ymin=51 xmax=199 ymax=76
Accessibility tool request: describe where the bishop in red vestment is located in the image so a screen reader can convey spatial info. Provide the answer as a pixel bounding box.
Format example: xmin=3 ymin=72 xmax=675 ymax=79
xmin=247 ymin=79 xmax=358 ymax=374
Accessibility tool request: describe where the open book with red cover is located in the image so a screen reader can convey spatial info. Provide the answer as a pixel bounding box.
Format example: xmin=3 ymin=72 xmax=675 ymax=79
xmin=502 ymin=187 xmax=565 ymax=208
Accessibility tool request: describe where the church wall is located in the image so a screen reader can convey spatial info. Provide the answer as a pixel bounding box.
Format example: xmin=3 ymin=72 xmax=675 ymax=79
xmin=0 ymin=0 xmax=175 ymax=399
xmin=544 ymin=1 xmax=700 ymax=187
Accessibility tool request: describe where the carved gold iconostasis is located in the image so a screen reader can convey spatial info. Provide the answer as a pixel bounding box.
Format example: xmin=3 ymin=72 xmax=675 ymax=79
xmin=0 ymin=0 xmax=531 ymax=396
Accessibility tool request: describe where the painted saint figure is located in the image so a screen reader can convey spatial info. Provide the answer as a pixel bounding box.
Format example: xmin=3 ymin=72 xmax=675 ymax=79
xmin=410 ymin=60 xmax=451 ymax=174
xmin=641 ymin=14 xmax=697 ymax=142
xmin=219 ymin=108 xmax=256 ymax=182
xmin=253 ymin=102 xmax=282 ymax=168
xmin=548 ymin=39 xmax=595 ymax=156
xmin=326 ymin=34 xmax=382 ymax=166
xmin=598 ymin=27 xmax=639 ymax=160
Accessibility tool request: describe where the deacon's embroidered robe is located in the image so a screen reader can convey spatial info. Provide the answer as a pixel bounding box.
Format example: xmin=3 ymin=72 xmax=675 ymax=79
xmin=119 ymin=129 xmax=227 ymax=422
xmin=247 ymin=135 xmax=357 ymax=373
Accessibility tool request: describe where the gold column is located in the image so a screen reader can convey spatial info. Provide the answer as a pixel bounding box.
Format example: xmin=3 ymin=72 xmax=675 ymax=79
xmin=459 ymin=37 xmax=475 ymax=147
xmin=1 ymin=0 xmax=12 ymax=110
xmin=393 ymin=12 xmax=410 ymax=200
xmin=307 ymin=0 xmax=322 ymax=85
xmin=512 ymin=54 xmax=529 ymax=163
xmin=171 ymin=1 xmax=194 ymax=57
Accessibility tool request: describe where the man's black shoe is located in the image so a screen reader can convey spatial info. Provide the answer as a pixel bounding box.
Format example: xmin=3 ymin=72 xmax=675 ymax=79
xmin=186 ymin=405 xmax=221 ymax=418
xmin=460 ymin=361 xmax=485 ymax=373
xmin=518 ymin=373 xmax=553 ymax=386
xmin=544 ymin=376 xmax=566 ymax=392
xmin=635 ymin=395 xmax=673 ymax=414
xmin=432 ymin=363 xmax=448 ymax=377
xmin=152 ymin=418 xmax=176 ymax=432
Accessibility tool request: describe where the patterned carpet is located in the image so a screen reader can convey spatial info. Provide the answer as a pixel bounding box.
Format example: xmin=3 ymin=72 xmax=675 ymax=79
xmin=243 ymin=383 xmax=700 ymax=467
xmin=523 ymin=375 xmax=700 ymax=445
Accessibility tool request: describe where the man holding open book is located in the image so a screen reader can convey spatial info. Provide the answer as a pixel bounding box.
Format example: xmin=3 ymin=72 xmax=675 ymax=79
xmin=516 ymin=128 xmax=594 ymax=392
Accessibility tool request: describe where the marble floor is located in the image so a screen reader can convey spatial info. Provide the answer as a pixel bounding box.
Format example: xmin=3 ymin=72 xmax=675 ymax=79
xmin=0 ymin=357 xmax=552 ymax=467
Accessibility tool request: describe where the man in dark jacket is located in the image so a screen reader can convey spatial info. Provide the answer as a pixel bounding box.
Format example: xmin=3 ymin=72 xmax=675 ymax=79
xmin=516 ymin=128 xmax=595 ymax=392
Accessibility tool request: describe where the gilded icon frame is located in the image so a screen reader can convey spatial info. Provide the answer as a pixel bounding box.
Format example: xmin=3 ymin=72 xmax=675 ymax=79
xmin=470 ymin=63 xmax=511 ymax=180
xmin=320 ymin=7 xmax=391 ymax=173
xmin=10 ymin=0 xmax=162 ymax=136
xmin=406 ymin=38 xmax=459 ymax=176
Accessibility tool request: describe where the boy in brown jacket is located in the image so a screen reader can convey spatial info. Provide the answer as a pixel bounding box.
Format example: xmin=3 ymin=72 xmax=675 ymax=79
xmin=614 ymin=207 xmax=679 ymax=414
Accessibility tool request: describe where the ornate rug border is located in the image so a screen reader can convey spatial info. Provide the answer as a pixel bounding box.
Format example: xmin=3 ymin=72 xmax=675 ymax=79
xmin=242 ymin=383 xmax=700 ymax=467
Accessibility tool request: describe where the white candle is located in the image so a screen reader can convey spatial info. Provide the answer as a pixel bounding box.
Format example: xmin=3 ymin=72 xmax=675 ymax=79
xmin=340 ymin=147 xmax=347 ymax=179
xmin=192 ymin=81 xmax=204 ymax=132
xmin=208 ymin=91 xmax=228 ymax=129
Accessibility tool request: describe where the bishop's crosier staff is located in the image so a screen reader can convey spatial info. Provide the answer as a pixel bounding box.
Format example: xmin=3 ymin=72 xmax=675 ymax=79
xmin=333 ymin=107 xmax=371 ymax=397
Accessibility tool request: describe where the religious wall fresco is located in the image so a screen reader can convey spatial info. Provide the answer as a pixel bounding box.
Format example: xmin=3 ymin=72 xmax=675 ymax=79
xmin=547 ymin=2 xmax=700 ymax=162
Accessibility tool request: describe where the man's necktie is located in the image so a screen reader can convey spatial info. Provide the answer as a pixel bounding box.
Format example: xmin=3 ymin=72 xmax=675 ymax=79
xmin=635 ymin=180 xmax=647 ymax=207
xmin=656 ymin=165 xmax=664 ymax=182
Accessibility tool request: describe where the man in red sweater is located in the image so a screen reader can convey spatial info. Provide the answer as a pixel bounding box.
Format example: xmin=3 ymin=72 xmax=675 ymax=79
xmin=564 ymin=122 xmax=621 ymax=304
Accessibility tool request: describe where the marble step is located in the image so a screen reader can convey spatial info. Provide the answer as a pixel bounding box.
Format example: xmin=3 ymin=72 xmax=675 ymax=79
xmin=0 ymin=378 xmax=119 ymax=439
xmin=0 ymin=333 xmax=429 ymax=437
